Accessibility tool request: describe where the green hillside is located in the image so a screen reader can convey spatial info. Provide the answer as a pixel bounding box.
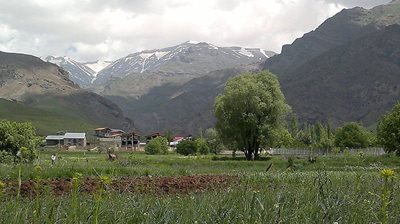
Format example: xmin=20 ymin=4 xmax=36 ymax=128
xmin=0 ymin=99 xmax=96 ymax=136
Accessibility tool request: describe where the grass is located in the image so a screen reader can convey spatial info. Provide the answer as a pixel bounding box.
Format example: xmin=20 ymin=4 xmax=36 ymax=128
xmin=0 ymin=99 xmax=96 ymax=135
xmin=0 ymin=150 xmax=399 ymax=223
xmin=1 ymin=150 xmax=399 ymax=180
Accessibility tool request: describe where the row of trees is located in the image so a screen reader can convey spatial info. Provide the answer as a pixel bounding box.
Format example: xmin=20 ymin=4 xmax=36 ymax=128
xmin=145 ymin=71 xmax=400 ymax=159
xmin=141 ymin=71 xmax=400 ymax=159
xmin=213 ymin=71 xmax=400 ymax=160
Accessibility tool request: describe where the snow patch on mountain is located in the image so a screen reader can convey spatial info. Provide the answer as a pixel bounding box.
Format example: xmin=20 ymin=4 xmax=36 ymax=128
xmin=154 ymin=51 xmax=170 ymax=59
xmin=259 ymin=49 xmax=270 ymax=58
xmin=84 ymin=60 xmax=112 ymax=74
xmin=139 ymin=53 xmax=154 ymax=60
xmin=233 ymin=48 xmax=255 ymax=57
xmin=187 ymin=40 xmax=200 ymax=44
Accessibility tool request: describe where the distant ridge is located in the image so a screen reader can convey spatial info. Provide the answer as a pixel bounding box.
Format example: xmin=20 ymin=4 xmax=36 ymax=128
xmin=0 ymin=51 xmax=133 ymax=134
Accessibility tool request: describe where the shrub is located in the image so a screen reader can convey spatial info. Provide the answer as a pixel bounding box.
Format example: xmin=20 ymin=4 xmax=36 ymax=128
xmin=0 ymin=120 xmax=39 ymax=163
xmin=205 ymin=128 xmax=223 ymax=154
xmin=145 ymin=137 xmax=168 ymax=155
xmin=0 ymin=150 xmax=13 ymax=163
xmin=176 ymin=140 xmax=197 ymax=156
xmin=195 ymin=138 xmax=209 ymax=155
xmin=377 ymin=102 xmax=400 ymax=155
xmin=335 ymin=122 xmax=372 ymax=149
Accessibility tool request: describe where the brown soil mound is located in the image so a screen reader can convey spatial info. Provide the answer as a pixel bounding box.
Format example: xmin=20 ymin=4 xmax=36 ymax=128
xmin=3 ymin=175 xmax=238 ymax=197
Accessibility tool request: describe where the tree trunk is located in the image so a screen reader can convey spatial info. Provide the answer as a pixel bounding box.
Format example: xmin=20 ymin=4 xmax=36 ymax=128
xmin=246 ymin=149 xmax=254 ymax=160
xmin=254 ymin=148 xmax=260 ymax=160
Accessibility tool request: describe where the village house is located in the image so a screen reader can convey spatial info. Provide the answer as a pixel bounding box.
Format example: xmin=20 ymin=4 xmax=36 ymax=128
xmin=63 ymin=133 xmax=87 ymax=147
xmin=95 ymin=127 xmax=125 ymax=138
xmin=169 ymin=136 xmax=185 ymax=147
xmin=145 ymin=132 xmax=163 ymax=143
xmin=121 ymin=132 xmax=141 ymax=150
xmin=45 ymin=135 xmax=64 ymax=146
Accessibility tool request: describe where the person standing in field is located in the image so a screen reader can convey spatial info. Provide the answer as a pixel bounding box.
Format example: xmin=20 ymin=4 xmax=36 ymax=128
xmin=51 ymin=154 xmax=56 ymax=165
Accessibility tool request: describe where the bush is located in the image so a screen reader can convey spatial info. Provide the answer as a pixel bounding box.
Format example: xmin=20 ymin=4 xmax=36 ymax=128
xmin=0 ymin=120 xmax=39 ymax=163
xmin=0 ymin=150 xmax=13 ymax=163
xmin=377 ymin=102 xmax=400 ymax=155
xmin=205 ymin=128 xmax=223 ymax=154
xmin=145 ymin=137 xmax=168 ymax=155
xmin=176 ymin=140 xmax=197 ymax=156
xmin=335 ymin=122 xmax=372 ymax=149
xmin=196 ymin=138 xmax=209 ymax=155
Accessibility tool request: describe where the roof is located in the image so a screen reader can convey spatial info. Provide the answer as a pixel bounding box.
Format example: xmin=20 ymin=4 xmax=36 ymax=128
xmin=95 ymin=127 xmax=110 ymax=131
xmin=146 ymin=132 xmax=163 ymax=137
xmin=46 ymin=135 xmax=64 ymax=140
xmin=122 ymin=132 xmax=141 ymax=137
xmin=64 ymin=133 xmax=86 ymax=139
xmin=110 ymin=129 xmax=125 ymax=133
xmin=173 ymin=136 xmax=184 ymax=141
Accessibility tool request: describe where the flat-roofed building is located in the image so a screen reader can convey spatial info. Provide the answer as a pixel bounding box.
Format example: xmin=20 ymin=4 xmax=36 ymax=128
xmin=64 ymin=133 xmax=86 ymax=147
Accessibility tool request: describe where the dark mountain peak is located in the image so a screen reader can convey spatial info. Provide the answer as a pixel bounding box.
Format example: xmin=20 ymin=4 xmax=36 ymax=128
xmin=280 ymin=20 xmax=400 ymax=127
xmin=263 ymin=0 xmax=400 ymax=76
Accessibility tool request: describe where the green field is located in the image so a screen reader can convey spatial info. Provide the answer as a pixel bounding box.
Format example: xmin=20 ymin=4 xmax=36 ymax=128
xmin=0 ymin=150 xmax=399 ymax=223
xmin=0 ymin=99 xmax=96 ymax=135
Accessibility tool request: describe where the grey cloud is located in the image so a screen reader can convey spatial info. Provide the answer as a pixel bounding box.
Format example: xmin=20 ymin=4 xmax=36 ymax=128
xmin=323 ymin=0 xmax=390 ymax=8
xmin=0 ymin=0 xmax=392 ymax=62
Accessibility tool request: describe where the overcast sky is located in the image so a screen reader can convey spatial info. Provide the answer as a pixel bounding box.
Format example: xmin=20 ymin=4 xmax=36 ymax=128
xmin=0 ymin=0 xmax=390 ymax=62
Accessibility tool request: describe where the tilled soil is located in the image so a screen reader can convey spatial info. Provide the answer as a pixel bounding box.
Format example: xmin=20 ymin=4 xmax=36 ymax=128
xmin=3 ymin=175 xmax=239 ymax=197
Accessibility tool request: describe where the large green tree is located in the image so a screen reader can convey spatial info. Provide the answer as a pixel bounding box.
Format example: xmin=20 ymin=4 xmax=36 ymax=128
xmin=377 ymin=102 xmax=400 ymax=155
xmin=214 ymin=71 xmax=288 ymax=160
xmin=0 ymin=120 xmax=38 ymax=162
xmin=335 ymin=122 xmax=373 ymax=149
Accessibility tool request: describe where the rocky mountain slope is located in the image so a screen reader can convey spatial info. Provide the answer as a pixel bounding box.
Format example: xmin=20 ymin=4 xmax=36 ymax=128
xmin=95 ymin=41 xmax=275 ymax=85
xmin=43 ymin=56 xmax=95 ymax=87
xmin=263 ymin=1 xmax=400 ymax=76
xmin=43 ymin=56 xmax=112 ymax=87
xmin=281 ymin=25 xmax=400 ymax=127
xmin=0 ymin=52 xmax=133 ymax=133
xmin=258 ymin=1 xmax=400 ymax=128
xmin=105 ymin=68 xmax=251 ymax=134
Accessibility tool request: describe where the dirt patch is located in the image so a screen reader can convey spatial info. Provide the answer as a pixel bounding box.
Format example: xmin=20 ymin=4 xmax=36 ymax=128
xmin=3 ymin=175 xmax=238 ymax=197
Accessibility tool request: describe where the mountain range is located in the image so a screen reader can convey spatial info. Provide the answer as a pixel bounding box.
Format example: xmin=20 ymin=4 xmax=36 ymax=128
xmin=3 ymin=1 xmax=400 ymax=135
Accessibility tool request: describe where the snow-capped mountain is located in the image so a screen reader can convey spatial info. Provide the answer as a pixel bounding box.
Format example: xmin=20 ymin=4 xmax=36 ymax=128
xmin=43 ymin=56 xmax=113 ymax=87
xmin=43 ymin=56 xmax=95 ymax=87
xmin=43 ymin=41 xmax=275 ymax=88
xmin=84 ymin=60 xmax=112 ymax=73
xmin=94 ymin=41 xmax=276 ymax=84
xmin=83 ymin=60 xmax=112 ymax=83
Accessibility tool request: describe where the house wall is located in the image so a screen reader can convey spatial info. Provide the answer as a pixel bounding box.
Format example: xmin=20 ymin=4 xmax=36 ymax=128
xmin=46 ymin=139 xmax=64 ymax=146
xmin=64 ymin=138 xmax=86 ymax=147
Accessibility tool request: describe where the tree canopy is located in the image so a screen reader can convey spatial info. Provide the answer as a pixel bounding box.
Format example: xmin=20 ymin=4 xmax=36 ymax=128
xmin=377 ymin=102 xmax=400 ymax=155
xmin=0 ymin=120 xmax=38 ymax=163
xmin=335 ymin=122 xmax=373 ymax=149
xmin=144 ymin=136 xmax=169 ymax=155
xmin=214 ymin=71 xmax=288 ymax=160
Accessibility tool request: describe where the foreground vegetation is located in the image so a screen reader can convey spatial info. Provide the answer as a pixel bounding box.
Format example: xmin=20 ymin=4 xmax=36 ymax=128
xmin=0 ymin=151 xmax=399 ymax=223
xmin=1 ymin=150 xmax=399 ymax=180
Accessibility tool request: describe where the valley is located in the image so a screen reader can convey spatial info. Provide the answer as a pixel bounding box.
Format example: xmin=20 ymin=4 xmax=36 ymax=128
xmin=2 ymin=1 xmax=400 ymax=135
